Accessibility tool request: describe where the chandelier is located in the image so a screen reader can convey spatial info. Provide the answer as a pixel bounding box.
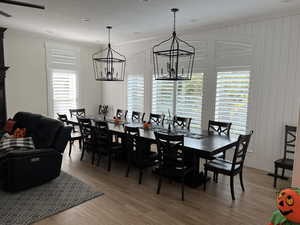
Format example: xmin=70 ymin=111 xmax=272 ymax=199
xmin=152 ymin=8 xmax=195 ymax=81
xmin=93 ymin=26 xmax=126 ymax=81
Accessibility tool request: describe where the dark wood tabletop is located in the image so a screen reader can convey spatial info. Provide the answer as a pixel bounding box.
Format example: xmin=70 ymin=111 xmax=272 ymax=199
xmin=66 ymin=115 xmax=238 ymax=157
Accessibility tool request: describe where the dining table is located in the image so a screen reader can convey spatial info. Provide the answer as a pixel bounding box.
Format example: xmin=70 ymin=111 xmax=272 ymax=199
xmin=66 ymin=115 xmax=238 ymax=187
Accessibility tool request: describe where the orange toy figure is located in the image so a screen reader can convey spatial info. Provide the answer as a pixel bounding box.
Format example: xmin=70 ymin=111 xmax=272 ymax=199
xmin=269 ymin=188 xmax=300 ymax=225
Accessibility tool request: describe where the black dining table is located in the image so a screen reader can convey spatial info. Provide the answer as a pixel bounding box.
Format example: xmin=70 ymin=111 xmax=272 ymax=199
xmin=66 ymin=115 xmax=238 ymax=187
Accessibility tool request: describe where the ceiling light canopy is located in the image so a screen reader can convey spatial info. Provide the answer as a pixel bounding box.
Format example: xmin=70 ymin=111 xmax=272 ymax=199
xmin=152 ymin=8 xmax=195 ymax=81
xmin=93 ymin=26 xmax=126 ymax=81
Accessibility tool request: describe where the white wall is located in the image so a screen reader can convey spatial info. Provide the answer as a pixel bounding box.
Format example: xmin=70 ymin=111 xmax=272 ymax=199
xmin=4 ymin=29 xmax=102 ymax=117
xmin=100 ymin=14 xmax=300 ymax=172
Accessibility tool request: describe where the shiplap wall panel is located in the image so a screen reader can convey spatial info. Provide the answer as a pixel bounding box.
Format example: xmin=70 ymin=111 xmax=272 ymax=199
xmin=101 ymin=14 xmax=300 ymax=172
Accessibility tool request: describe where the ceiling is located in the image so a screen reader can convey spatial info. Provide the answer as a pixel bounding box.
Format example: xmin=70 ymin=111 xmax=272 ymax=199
xmin=1 ymin=0 xmax=300 ymax=45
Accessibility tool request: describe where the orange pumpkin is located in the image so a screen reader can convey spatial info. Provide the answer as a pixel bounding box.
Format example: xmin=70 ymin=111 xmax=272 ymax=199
xmin=277 ymin=188 xmax=300 ymax=223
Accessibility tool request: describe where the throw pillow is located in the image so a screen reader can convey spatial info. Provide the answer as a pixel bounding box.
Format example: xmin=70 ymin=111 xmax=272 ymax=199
xmin=3 ymin=119 xmax=16 ymax=134
xmin=0 ymin=137 xmax=35 ymax=158
xmin=12 ymin=128 xmax=26 ymax=138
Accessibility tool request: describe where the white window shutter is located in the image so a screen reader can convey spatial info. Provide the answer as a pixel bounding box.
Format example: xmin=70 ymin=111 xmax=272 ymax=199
xmin=127 ymin=75 xmax=144 ymax=115
xmin=215 ymin=71 xmax=250 ymax=135
xmin=46 ymin=42 xmax=80 ymax=118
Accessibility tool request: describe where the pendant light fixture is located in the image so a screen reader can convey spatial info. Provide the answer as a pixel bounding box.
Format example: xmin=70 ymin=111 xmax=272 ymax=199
xmin=152 ymin=8 xmax=195 ymax=81
xmin=93 ymin=26 xmax=126 ymax=81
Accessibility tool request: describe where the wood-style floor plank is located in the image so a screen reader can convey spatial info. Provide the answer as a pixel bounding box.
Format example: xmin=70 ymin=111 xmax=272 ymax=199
xmin=34 ymin=144 xmax=290 ymax=225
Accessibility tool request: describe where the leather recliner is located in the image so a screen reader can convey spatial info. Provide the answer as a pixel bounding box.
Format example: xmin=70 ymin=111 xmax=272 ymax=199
xmin=0 ymin=112 xmax=72 ymax=192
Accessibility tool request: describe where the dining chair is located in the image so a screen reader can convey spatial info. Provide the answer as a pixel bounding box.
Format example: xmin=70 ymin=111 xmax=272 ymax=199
xmin=149 ymin=113 xmax=165 ymax=126
xmin=124 ymin=126 xmax=157 ymax=184
xmin=57 ymin=113 xmax=82 ymax=157
xmin=116 ymin=109 xmax=128 ymax=120
xmin=77 ymin=117 xmax=92 ymax=161
xmin=154 ymin=132 xmax=194 ymax=201
xmin=203 ymin=131 xmax=253 ymax=200
xmin=273 ymin=125 xmax=297 ymax=188
xmin=131 ymin=111 xmax=145 ymax=123
xmin=173 ymin=116 xmax=192 ymax=130
xmin=92 ymin=121 xmax=123 ymax=171
xmin=208 ymin=120 xmax=232 ymax=159
xmin=69 ymin=108 xmax=86 ymax=118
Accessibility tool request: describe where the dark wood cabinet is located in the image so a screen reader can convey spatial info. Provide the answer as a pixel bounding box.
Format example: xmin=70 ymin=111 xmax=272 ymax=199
xmin=0 ymin=27 xmax=8 ymax=128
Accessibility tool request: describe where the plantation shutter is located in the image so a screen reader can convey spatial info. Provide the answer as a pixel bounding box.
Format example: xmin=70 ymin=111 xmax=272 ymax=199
xmin=46 ymin=43 xmax=80 ymax=118
xmin=152 ymin=78 xmax=175 ymax=116
xmin=215 ymin=71 xmax=250 ymax=135
xmin=127 ymin=75 xmax=144 ymax=114
xmin=176 ymin=73 xmax=204 ymax=129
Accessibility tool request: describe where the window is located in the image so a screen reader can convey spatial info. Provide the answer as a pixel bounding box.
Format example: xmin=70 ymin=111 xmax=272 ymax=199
xmin=51 ymin=70 xmax=78 ymax=116
xmin=46 ymin=43 xmax=80 ymax=118
xmin=215 ymin=71 xmax=250 ymax=135
xmin=127 ymin=75 xmax=144 ymax=114
xmin=152 ymin=73 xmax=204 ymax=128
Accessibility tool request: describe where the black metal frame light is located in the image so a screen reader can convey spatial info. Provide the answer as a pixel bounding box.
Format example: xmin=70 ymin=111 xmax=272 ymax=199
xmin=93 ymin=26 xmax=126 ymax=81
xmin=153 ymin=8 xmax=195 ymax=81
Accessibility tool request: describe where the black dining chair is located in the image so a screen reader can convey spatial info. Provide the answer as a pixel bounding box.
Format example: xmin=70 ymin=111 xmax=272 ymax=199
xmin=203 ymin=131 xmax=253 ymax=200
xmin=116 ymin=109 xmax=128 ymax=120
xmin=77 ymin=117 xmax=93 ymax=161
xmin=57 ymin=113 xmax=82 ymax=157
xmin=131 ymin=111 xmax=145 ymax=123
xmin=149 ymin=113 xmax=165 ymax=126
xmin=92 ymin=121 xmax=123 ymax=171
xmin=70 ymin=108 xmax=86 ymax=118
xmin=173 ymin=116 xmax=192 ymax=130
xmin=273 ymin=125 xmax=297 ymax=188
xmin=154 ymin=132 xmax=194 ymax=201
xmin=208 ymin=120 xmax=232 ymax=159
xmin=124 ymin=126 xmax=157 ymax=184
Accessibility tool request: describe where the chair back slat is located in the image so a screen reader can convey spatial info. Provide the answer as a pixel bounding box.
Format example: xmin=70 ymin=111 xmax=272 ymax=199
xmin=231 ymin=131 xmax=253 ymax=171
xmin=131 ymin=111 xmax=145 ymax=123
xmin=173 ymin=116 xmax=192 ymax=130
xmin=149 ymin=113 xmax=165 ymax=126
xmin=125 ymin=126 xmax=150 ymax=162
xmin=116 ymin=109 xmax=128 ymax=120
xmin=77 ymin=117 xmax=92 ymax=143
xmin=70 ymin=108 xmax=85 ymax=118
xmin=155 ymin=132 xmax=185 ymax=169
xmin=57 ymin=113 xmax=68 ymax=124
xmin=93 ymin=121 xmax=112 ymax=146
xmin=208 ymin=120 xmax=231 ymax=137
xmin=284 ymin=125 xmax=297 ymax=159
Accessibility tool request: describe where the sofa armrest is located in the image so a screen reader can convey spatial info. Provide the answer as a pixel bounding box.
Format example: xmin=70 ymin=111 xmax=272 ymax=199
xmin=3 ymin=148 xmax=63 ymax=192
xmin=53 ymin=126 xmax=72 ymax=153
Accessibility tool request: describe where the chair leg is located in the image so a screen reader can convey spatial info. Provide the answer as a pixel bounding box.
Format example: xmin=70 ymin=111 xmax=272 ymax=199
xmin=68 ymin=140 xmax=73 ymax=157
xmin=92 ymin=150 xmax=95 ymax=165
xmin=274 ymin=166 xmax=278 ymax=188
xmin=107 ymin=153 xmax=112 ymax=171
xmin=138 ymin=169 xmax=143 ymax=184
xmin=80 ymin=144 xmax=85 ymax=161
xmin=181 ymin=176 xmax=185 ymax=201
xmin=230 ymin=175 xmax=235 ymax=200
xmin=97 ymin=153 xmax=101 ymax=167
xmin=281 ymin=168 xmax=285 ymax=178
xmin=157 ymin=175 xmax=162 ymax=194
xmin=203 ymin=168 xmax=208 ymax=191
xmin=239 ymin=170 xmax=245 ymax=192
xmin=79 ymin=139 xmax=82 ymax=149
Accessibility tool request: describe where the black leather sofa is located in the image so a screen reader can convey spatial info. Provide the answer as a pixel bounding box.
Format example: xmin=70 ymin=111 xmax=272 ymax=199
xmin=0 ymin=112 xmax=72 ymax=192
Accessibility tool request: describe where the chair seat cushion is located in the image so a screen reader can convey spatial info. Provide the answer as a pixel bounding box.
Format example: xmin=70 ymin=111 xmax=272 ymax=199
xmin=205 ymin=159 xmax=240 ymax=173
xmin=275 ymin=158 xmax=294 ymax=169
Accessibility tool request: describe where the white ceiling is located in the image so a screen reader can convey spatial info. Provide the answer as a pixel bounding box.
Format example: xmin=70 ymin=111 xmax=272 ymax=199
xmin=1 ymin=0 xmax=300 ymax=44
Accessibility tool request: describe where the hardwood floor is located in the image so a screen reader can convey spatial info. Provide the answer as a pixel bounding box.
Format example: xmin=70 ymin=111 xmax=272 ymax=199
xmin=35 ymin=144 xmax=290 ymax=225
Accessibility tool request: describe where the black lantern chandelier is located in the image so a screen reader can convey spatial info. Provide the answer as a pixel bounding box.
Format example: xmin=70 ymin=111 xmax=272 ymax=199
xmin=153 ymin=8 xmax=195 ymax=81
xmin=93 ymin=26 xmax=126 ymax=81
